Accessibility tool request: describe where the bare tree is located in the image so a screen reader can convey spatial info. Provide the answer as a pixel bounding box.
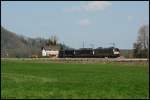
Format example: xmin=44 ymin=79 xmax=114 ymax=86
xmin=137 ymin=25 xmax=149 ymax=49
xmin=133 ymin=24 xmax=149 ymax=58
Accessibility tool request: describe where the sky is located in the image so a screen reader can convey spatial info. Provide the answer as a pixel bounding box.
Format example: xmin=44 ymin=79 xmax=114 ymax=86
xmin=1 ymin=1 xmax=149 ymax=49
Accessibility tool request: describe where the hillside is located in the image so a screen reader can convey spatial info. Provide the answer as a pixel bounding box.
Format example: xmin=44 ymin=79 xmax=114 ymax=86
xmin=1 ymin=26 xmax=46 ymax=57
xmin=1 ymin=26 xmax=70 ymax=58
xmin=1 ymin=27 xmax=26 ymax=49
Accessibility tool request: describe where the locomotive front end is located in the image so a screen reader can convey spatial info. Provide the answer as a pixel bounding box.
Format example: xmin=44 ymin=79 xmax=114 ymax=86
xmin=113 ymin=48 xmax=120 ymax=57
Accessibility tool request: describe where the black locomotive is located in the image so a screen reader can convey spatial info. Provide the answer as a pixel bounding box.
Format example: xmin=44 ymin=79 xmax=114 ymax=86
xmin=59 ymin=47 xmax=120 ymax=58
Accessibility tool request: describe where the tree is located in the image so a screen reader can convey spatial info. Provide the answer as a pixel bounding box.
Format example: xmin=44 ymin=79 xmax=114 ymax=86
xmin=133 ymin=24 xmax=149 ymax=58
xmin=46 ymin=35 xmax=58 ymax=46
xmin=137 ymin=25 xmax=149 ymax=49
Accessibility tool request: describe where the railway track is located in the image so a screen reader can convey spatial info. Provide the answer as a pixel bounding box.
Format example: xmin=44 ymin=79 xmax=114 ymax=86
xmin=1 ymin=58 xmax=149 ymax=62
xmin=1 ymin=58 xmax=149 ymax=65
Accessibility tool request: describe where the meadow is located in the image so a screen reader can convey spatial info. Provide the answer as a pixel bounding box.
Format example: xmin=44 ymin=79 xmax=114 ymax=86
xmin=1 ymin=59 xmax=149 ymax=99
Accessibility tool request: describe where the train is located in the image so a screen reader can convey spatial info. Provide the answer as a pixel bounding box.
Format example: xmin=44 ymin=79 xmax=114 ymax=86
xmin=58 ymin=47 xmax=120 ymax=58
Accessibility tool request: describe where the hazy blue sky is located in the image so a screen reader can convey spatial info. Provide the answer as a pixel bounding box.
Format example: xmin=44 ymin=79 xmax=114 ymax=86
xmin=1 ymin=1 xmax=149 ymax=49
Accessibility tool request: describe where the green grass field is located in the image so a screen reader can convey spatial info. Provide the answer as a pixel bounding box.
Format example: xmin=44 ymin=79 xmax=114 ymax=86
xmin=1 ymin=59 xmax=149 ymax=99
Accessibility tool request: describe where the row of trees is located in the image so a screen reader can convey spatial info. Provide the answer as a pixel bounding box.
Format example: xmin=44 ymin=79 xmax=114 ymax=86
xmin=45 ymin=35 xmax=71 ymax=50
xmin=46 ymin=35 xmax=58 ymax=46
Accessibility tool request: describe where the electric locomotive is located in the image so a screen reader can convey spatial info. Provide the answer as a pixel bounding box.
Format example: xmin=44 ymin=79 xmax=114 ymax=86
xmin=59 ymin=47 xmax=120 ymax=58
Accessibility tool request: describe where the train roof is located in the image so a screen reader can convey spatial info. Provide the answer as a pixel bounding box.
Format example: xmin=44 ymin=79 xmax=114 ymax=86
xmin=60 ymin=47 xmax=119 ymax=51
xmin=79 ymin=48 xmax=93 ymax=50
xmin=95 ymin=47 xmax=116 ymax=50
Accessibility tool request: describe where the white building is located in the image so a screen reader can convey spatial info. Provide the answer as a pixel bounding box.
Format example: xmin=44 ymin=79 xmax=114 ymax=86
xmin=42 ymin=49 xmax=47 ymax=56
xmin=41 ymin=47 xmax=59 ymax=57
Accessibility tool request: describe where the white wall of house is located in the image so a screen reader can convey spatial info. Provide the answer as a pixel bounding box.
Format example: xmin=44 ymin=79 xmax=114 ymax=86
xmin=42 ymin=49 xmax=47 ymax=56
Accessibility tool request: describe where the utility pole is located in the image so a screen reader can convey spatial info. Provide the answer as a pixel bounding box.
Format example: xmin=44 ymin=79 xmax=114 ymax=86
xmin=83 ymin=41 xmax=84 ymax=48
xmin=63 ymin=41 xmax=65 ymax=50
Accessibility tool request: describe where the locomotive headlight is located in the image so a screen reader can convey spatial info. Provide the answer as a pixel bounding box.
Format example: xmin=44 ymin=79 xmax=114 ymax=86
xmin=113 ymin=49 xmax=120 ymax=54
